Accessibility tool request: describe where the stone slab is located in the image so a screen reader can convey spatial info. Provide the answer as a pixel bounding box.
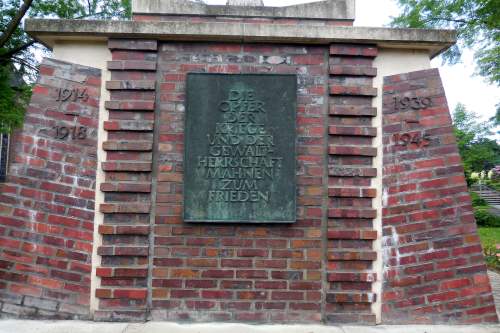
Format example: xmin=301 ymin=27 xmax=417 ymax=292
xmin=132 ymin=0 xmax=355 ymax=20
xmin=25 ymin=19 xmax=456 ymax=58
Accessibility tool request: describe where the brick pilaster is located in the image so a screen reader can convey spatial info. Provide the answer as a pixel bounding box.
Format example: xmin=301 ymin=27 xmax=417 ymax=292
xmin=325 ymin=44 xmax=379 ymax=324
xmin=94 ymin=39 xmax=158 ymax=321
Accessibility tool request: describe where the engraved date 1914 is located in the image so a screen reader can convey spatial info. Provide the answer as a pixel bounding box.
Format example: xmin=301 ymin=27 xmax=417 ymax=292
xmin=56 ymin=88 xmax=89 ymax=102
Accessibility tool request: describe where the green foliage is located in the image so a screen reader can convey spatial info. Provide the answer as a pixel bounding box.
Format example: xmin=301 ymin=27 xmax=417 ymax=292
xmin=478 ymin=227 xmax=500 ymax=271
xmin=391 ymin=0 xmax=500 ymax=86
xmin=470 ymin=190 xmax=488 ymax=207
xmin=452 ymin=103 xmax=500 ymax=180
xmin=0 ymin=0 xmax=131 ymax=133
xmin=474 ymin=207 xmax=500 ymax=227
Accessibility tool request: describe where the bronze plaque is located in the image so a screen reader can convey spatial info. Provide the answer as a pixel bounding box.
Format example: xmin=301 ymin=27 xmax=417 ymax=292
xmin=184 ymin=73 xmax=297 ymax=223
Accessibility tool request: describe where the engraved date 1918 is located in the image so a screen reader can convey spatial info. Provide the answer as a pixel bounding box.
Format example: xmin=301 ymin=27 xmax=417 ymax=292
xmin=393 ymin=132 xmax=431 ymax=148
xmin=53 ymin=126 xmax=87 ymax=140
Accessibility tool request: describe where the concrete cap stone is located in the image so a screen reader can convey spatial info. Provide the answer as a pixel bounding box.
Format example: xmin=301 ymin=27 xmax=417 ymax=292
xmin=131 ymin=0 xmax=356 ymax=21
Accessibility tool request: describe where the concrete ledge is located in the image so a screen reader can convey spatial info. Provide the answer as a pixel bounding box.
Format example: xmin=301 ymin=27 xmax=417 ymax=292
xmin=1 ymin=321 xmax=500 ymax=333
xmin=131 ymin=0 xmax=355 ymax=21
xmin=25 ymin=19 xmax=456 ymax=58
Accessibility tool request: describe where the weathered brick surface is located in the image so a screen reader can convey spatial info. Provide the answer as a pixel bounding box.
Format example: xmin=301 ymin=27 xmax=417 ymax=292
xmin=153 ymin=42 xmax=328 ymax=324
xmin=382 ymin=68 xmax=499 ymax=324
xmin=0 ymin=58 xmax=101 ymax=319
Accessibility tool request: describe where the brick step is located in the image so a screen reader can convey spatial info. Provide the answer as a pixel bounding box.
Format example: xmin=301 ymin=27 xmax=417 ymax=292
xmin=100 ymin=202 xmax=151 ymax=214
xmin=103 ymin=140 xmax=153 ymax=151
xmin=96 ymin=288 xmax=148 ymax=300
xmin=328 ymin=146 xmax=377 ymax=157
xmin=97 ymin=246 xmax=149 ymax=256
xmin=329 ymin=126 xmax=377 ymax=137
xmin=328 ymin=166 xmax=377 ymax=178
xmin=327 ymin=251 xmax=377 ymax=261
xmin=327 ymin=272 xmax=377 ymax=282
xmin=326 ymin=292 xmax=377 ymax=304
xmin=105 ymin=100 xmax=155 ymax=111
xmin=329 ymin=85 xmax=377 ymax=97
xmin=98 ymin=224 xmax=150 ymax=235
xmin=96 ymin=267 xmax=148 ymax=278
xmin=328 ymin=209 xmax=377 ymax=219
xmin=329 ymin=105 xmax=377 ymax=117
xmin=327 ymin=230 xmax=377 ymax=240
xmin=102 ymin=161 xmax=152 ymax=172
xmin=328 ymin=188 xmax=376 ymax=198
xmin=104 ymin=121 xmax=154 ymax=132
xmin=106 ymin=80 xmax=156 ymax=91
xmin=329 ymin=65 xmax=377 ymax=77
xmin=100 ymin=182 xmax=151 ymax=193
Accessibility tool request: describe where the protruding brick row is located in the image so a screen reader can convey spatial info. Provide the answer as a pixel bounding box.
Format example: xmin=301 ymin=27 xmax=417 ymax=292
xmin=326 ymin=292 xmax=377 ymax=304
xmin=98 ymin=225 xmax=150 ymax=235
xmin=102 ymin=161 xmax=152 ymax=172
xmin=328 ymin=187 xmax=377 ymax=198
xmin=330 ymin=85 xmax=378 ymax=97
xmin=105 ymin=100 xmax=155 ymax=111
xmin=330 ymin=65 xmax=377 ymax=77
xmin=96 ymin=267 xmax=149 ymax=278
xmin=107 ymin=60 xmax=157 ymax=71
xmin=328 ymin=146 xmax=377 ymax=157
xmin=328 ymin=230 xmax=378 ymax=240
xmin=329 ymin=105 xmax=377 ymax=117
xmin=102 ymin=141 xmax=153 ymax=151
xmin=106 ymin=80 xmax=156 ymax=90
xmin=97 ymin=246 xmax=149 ymax=256
xmin=327 ymin=251 xmax=377 ymax=261
xmin=108 ymin=39 xmax=158 ymax=51
xmin=328 ymin=167 xmax=377 ymax=178
xmin=100 ymin=203 xmax=151 ymax=214
xmin=326 ymin=43 xmax=379 ymax=324
xmin=330 ymin=44 xmax=378 ymax=57
xmin=104 ymin=121 xmax=154 ymax=131
xmin=328 ymin=272 xmax=377 ymax=282
xmin=100 ymin=182 xmax=152 ymax=193
xmin=95 ymin=288 xmax=148 ymax=299
xmin=329 ymin=126 xmax=377 ymax=137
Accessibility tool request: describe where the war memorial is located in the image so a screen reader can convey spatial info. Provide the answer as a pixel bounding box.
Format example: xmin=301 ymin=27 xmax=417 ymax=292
xmin=0 ymin=0 xmax=498 ymax=326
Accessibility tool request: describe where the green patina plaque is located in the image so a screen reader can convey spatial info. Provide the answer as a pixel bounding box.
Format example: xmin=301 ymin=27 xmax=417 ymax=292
xmin=184 ymin=73 xmax=297 ymax=223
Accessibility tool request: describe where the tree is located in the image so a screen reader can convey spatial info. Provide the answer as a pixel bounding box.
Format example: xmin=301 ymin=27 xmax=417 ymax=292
xmin=0 ymin=0 xmax=132 ymax=133
xmin=391 ymin=0 xmax=500 ymax=87
xmin=452 ymin=103 xmax=500 ymax=179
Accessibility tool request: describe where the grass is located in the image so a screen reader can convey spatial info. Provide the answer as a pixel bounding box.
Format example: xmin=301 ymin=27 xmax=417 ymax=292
xmin=478 ymin=227 xmax=500 ymax=271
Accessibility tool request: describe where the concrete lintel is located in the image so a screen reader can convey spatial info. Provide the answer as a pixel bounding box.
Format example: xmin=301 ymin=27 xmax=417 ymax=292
xmin=25 ymin=19 xmax=456 ymax=58
xmin=131 ymin=0 xmax=355 ymax=21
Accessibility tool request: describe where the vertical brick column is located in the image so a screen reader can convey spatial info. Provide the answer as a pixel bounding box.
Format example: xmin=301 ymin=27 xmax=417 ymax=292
xmin=325 ymin=44 xmax=379 ymax=324
xmin=94 ymin=39 xmax=158 ymax=321
xmin=382 ymin=69 xmax=498 ymax=324
xmin=0 ymin=58 xmax=101 ymax=319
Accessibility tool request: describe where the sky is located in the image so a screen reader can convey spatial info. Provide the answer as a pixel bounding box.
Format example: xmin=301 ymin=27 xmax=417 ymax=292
xmin=206 ymin=0 xmax=500 ymax=122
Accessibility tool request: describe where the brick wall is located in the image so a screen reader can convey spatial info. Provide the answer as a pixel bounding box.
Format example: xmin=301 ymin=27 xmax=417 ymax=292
xmin=382 ymin=68 xmax=498 ymax=324
xmin=0 ymin=58 xmax=101 ymax=319
xmin=152 ymin=42 xmax=328 ymax=324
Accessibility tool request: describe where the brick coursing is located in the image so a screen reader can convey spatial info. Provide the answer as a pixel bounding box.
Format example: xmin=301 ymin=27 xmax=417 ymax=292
xmin=382 ymin=68 xmax=499 ymax=324
xmin=0 ymin=58 xmax=101 ymax=319
xmin=326 ymin=43 xmax=379 ymax=324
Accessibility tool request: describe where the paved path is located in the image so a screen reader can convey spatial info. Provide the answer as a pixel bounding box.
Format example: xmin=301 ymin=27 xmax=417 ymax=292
xmin=0 ymin=321 xmax=499 ymax=333
xmin=488 ymin=270 xmax=500 ymax=318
